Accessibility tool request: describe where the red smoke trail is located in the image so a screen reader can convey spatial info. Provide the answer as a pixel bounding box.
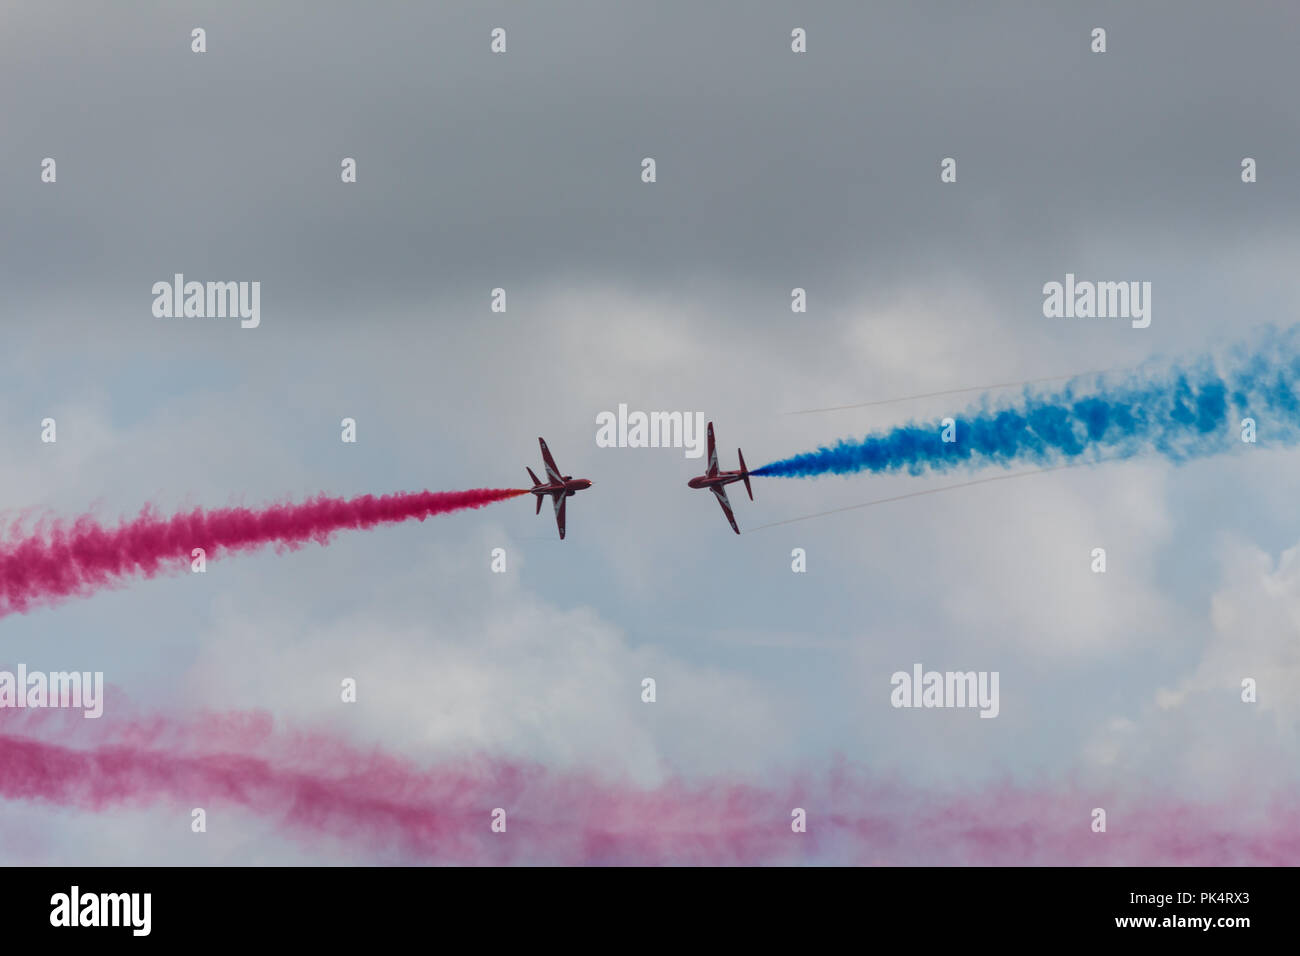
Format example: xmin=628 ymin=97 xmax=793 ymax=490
xmin=3 ymin=712 xmax=1298 ymax=865
xmin=0 ymin=488 xmax=527 ymax=618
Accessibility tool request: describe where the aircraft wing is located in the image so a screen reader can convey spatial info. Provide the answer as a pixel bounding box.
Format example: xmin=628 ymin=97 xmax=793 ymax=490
xmin=552 ymin=492 xmax=567 ymax=539
xmin=539 ymin=437 xmax=564 ymax=483
xmin=706 ymin=421 xmax=719 ymax=476
xmin=710 ymin=484 xmax=740 ymax=534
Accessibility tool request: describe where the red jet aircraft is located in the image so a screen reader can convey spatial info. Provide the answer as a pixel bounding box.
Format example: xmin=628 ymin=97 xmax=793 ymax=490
xmin=687 ymin=421 xmax=752 ymax=534
xmin=527 ymin=437 xmax=593 ymax=540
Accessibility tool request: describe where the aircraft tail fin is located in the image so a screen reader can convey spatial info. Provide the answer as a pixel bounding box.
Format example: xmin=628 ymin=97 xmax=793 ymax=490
xmin=526 ymin=466 xmax=542 ymax=487
xmin=738 ymin=448 xmax=753 ymax=500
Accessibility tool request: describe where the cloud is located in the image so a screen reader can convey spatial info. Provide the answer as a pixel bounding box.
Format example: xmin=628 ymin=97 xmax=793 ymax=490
xmin=1083 ymin=534 xmax=1300 ymax=793
xmin=178 ymin=524 xmax=790 ymax=785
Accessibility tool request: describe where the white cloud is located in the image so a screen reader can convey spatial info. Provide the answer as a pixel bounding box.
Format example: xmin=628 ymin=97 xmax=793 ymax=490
xmin=180 ymin=525 xmax=789 ymax=787
xmin=1082 ymin=535 xmax=1300 ymax=794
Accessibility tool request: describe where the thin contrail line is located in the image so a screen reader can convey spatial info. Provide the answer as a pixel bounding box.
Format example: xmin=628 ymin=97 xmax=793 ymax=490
xmin=747 ymin=459 xmax=1109 ymax=531
xmin=783 ymin=368 xmax=1133 ymax=415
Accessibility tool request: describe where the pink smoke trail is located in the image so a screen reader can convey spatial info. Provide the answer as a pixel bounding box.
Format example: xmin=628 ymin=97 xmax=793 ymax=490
xmin=0 ymin=488 xmax=528 ymax=619
xmin=2 ymin=711 xmax=1297 ymax=865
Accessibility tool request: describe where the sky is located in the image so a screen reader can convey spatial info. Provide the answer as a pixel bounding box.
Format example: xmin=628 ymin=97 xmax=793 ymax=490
xmin=1 ymin=1 xmax=1298 ymax=864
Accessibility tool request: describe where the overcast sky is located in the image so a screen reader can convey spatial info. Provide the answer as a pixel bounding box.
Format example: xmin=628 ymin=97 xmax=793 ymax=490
xmin=2 ymin=1 xmax=1298 ymax=863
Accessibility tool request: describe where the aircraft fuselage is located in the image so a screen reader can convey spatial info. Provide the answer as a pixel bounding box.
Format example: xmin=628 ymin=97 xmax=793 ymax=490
xmin=532 ymin=476 xmax=592 ymax=497
xmin=687 ymin=471 xmax=744 ymax=490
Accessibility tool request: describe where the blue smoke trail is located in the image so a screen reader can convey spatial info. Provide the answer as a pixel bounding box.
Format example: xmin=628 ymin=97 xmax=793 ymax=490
xmin=753 ymin=329 xmax=1300 ymax=479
